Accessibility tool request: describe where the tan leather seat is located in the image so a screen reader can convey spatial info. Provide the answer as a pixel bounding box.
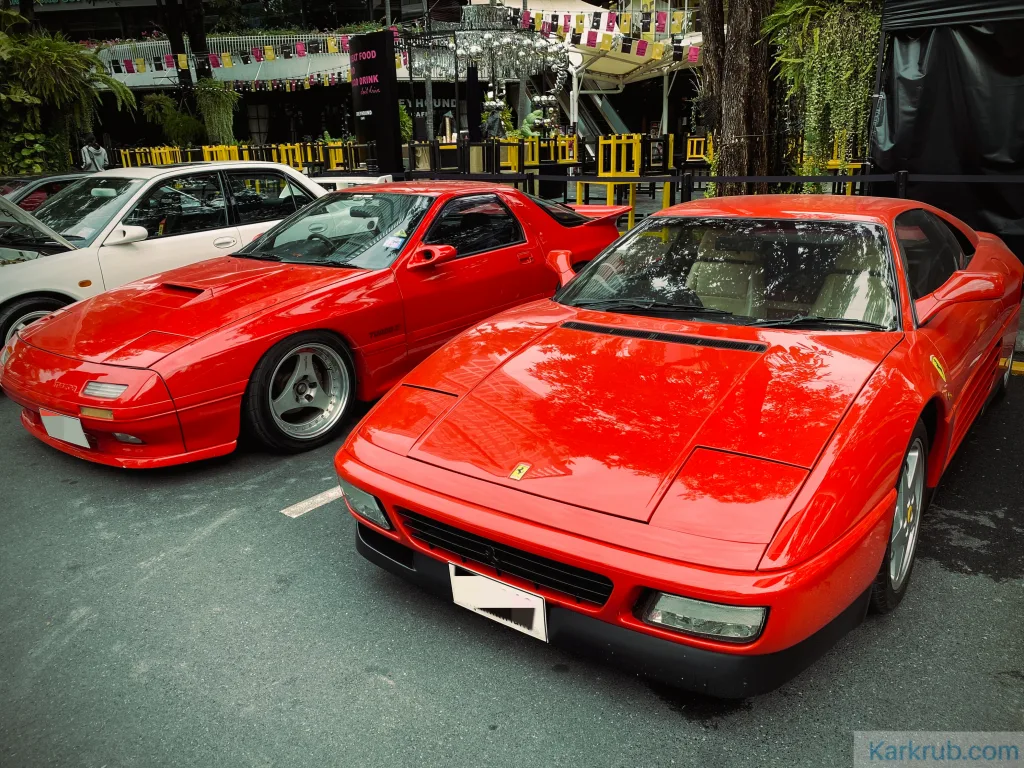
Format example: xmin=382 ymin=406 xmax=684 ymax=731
xmin=686 ymin=231 xmax=766 ymax=317
xmin=812 ymin=239 xmax=895 ymax=327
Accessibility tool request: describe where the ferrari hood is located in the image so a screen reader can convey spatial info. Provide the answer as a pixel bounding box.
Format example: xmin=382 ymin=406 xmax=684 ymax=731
xmin=21 ymin=256 xmax=366 ymax=367
xmin=403 ymin=307 xmax=901 ymax=522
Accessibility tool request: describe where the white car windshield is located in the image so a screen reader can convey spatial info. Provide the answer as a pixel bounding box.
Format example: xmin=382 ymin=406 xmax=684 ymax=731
xmin=239 ymin=192 xmax=432 ymax=269
xmin=557 ymin=216 xmax=899 ymax=330
xmin=32 ymin=176 xmax=146 ymax=246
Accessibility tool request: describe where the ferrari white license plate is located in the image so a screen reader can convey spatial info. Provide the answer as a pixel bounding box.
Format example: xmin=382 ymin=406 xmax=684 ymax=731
xmin=39 ymin=409 xmax=90 ymax=449
xmin=449 ymin=563 xmax=548 ymax=642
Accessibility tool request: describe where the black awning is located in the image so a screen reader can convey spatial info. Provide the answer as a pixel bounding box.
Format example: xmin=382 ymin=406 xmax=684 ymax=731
xmin=883 ymin=0 xmax=1024 ymax=30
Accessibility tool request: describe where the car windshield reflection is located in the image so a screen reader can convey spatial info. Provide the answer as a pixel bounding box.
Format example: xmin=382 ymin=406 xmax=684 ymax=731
xmin=239 ymin=192 xmax=433 ymax=269
xmin=557 ymin=216 xmax=899 ymax=330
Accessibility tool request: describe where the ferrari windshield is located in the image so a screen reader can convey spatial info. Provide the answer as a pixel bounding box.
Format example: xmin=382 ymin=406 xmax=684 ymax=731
xmin=558 ymin=216 xmax=899 ymax=329
xmin=241 ymin=192 xmax=433 ymax=268
xmin=31 ymin=176 xmax=146 ymax=246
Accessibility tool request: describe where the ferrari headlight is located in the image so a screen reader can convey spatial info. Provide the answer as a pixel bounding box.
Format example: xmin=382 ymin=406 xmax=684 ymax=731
xmin=338 ymin=475 xmax=391 ymax=530
xmin=642 ymin=592 xmax=766 ymax=643
xmin=83 ymin=381 xmax=129 ymax=399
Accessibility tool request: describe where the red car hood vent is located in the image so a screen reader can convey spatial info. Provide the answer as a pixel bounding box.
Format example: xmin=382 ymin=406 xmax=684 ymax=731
xmin=408 ymin=320 xmax=900 ymax=522
xmin=20 ymin=257 xmax=362 ymax=367
xmin=560 ymin=320 xmax=768 ymax=353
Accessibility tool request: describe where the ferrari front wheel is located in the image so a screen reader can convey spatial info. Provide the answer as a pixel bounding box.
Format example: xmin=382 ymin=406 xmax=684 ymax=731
xmin=870 ymin=421 xmax=929 ymax=613
xmin=244 ymin=331 xmax=355 ymax=453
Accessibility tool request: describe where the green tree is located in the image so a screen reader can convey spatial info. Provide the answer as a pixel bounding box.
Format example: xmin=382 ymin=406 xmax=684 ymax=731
xmin=0 ymin=9 xmax=134 ymax=173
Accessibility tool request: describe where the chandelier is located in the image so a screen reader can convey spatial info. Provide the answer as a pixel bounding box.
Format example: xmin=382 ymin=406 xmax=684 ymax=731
xmin=397 ymin=3 xmax=571 ymax=94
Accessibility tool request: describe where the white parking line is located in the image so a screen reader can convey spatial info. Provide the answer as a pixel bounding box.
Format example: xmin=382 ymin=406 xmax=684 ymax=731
xmin=280 ymin=486 xmax=343 ymax=518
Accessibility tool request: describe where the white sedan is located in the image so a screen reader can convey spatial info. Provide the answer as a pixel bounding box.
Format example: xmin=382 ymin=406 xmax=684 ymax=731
xmin=0 ymin=161 xmax=325 ymax=342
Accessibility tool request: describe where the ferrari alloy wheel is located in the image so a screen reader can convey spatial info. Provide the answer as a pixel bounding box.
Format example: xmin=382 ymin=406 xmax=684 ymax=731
xmin=244 ymin=331 xmax=355 ymax=453
xmin=870 ymin=421 xmax=929 ymax=613
xmin=0 ymin=297 xmax=67 ymax=345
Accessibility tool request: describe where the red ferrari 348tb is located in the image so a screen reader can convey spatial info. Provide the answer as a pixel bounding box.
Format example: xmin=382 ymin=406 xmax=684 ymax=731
xmin=335 ymin=195 xmax=1022 ymax=697
xmin=0 ymin=183 xmax=623 ymax=467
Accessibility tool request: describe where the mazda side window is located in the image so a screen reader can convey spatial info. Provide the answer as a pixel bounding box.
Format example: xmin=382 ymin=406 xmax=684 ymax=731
xmin=123 ymin=173 xmax=228 ymax=239
xmin=894 ymin=209 xmax=961 ymax=299
xmin=424 ymin=194 xmax=524 ymax=257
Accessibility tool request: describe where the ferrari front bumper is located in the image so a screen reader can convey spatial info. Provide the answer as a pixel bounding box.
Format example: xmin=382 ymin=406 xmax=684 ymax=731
xmin=355 ymin=522 xmax=871 ymax=699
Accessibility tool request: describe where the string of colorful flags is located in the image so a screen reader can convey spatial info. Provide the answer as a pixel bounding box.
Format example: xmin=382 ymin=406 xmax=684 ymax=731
xmin=516 ymin=9 xmax=700 ymax=62
xmin=107 ymin=14 xmax=699 ymax=84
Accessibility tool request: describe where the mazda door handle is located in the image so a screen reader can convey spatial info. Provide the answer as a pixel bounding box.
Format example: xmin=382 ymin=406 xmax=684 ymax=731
xmin=214 ymin=236 xmax=238 ymax=248
xmin=518 ymin=252 xmax=534 ymax=264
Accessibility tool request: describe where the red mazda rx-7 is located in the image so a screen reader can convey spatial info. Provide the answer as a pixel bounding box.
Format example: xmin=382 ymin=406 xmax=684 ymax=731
xmin=335 ymin=195 xmax=1022 ymax=697
xmin=0 ymin=182 xmax=624 ymax=468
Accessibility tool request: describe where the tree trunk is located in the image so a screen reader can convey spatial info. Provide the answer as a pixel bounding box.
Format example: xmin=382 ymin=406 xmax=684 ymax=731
xmin=717 ymin=0 xmax=773 ymax=195
xmin=18 ymin=0 xmax=34 ymax=24
xmin=701 ymin=0 xmax=725 ymax=134
xmin=182 ymin=0 xmax=211 ymax=80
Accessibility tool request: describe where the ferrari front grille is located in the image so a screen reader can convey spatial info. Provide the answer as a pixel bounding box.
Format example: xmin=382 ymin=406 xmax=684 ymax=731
xmin=561 ymin=320 xmax=768 ymax=353
xmin=397 ymin=509 xmax=614 ymax=606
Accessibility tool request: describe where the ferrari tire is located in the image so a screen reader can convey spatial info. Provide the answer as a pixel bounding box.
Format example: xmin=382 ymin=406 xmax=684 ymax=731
xmin=243 ymin=331 xmax=355 ymax=453
xmin=994 ymin=347 xmax=1014 ymax=400
xmin=0 ymin=296 xmax=67 ymax=345
xmin=870 ymin=420 xmax=929 ymax=614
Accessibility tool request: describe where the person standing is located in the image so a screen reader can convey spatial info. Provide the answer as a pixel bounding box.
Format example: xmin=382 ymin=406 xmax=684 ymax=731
xmin=80 ymin=135 xmax=108 ymax=172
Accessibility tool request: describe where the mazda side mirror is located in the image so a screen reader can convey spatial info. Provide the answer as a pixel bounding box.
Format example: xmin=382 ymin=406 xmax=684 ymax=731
xmin=915 ymin=271 xmax=1005 ymax=326
xmin=408 ymin=244 xmax=457 ymax=270
xmin=546 ymin=249 xmax=576 ymax=287
xmin=103 ymin=225 xmax=149 ymax=247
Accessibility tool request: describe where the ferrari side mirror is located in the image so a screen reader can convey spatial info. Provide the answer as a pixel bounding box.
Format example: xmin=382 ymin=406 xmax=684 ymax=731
xmin=915 ymin=270 xmax=1005 ymax=326
xmin=408 ymin=244 xmax=457 ymax=270
xmin=546 ymin=249 xmax=576 ymax=287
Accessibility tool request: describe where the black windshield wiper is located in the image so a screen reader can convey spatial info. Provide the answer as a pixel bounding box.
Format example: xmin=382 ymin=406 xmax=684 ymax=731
xmin=231 ymin=251 xmax=284 ymax=262
xmin=751 ymin=314 xmax=886 ymax=330
xmin=571 ymin=298 xmax=735 ymax=316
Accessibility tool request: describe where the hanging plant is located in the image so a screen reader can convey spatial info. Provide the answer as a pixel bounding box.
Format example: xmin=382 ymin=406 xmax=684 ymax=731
xmin=195 ymin=79 xmax=241 ymax=146
xmin=764 ymin=0 xmax=881 ymax=188
xmin=398 ymin=102 xmax=413 ymax=143
xmin=142 ymin=93 xmax=206 ymax=147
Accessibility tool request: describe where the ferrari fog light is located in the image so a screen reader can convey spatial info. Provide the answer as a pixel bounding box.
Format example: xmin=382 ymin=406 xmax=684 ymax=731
xmin=338 ymin=476 xmax=390 ymax=530
xmin=112 ymin=433 xmax=144 ymax=444
xmin=80 ymin=406 xmax=114 ymax=420
xmin=642 ymin=592 xmax=766 ymax=642
xmin=83 ymin=381 xmax=129 ymax=399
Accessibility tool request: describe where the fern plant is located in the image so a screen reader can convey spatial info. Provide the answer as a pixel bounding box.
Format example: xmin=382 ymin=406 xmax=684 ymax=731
xmin=195 ymin=79 xmax=241 ymax=145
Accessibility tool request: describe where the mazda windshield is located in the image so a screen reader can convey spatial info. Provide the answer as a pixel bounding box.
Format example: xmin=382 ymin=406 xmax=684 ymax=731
xmin=240 ymin=192 xmax=433 ymax=269
xmin=557 ymin=216 xmax=899 ymax=330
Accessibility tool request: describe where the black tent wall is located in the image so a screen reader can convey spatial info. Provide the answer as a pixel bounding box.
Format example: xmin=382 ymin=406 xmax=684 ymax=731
xmin=871 ymin=21 xmax=1024 ymax=257
xmin=882 ymin=0 xmax=1024 ymax=30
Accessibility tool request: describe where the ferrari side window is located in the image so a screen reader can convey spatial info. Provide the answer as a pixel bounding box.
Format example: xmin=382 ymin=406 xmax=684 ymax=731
xmin=894 ymin=209 xmax=961 ymax=299
xmin=423 ymin=194 xmax=524 ymax=257
xmin=123 ymin=173 xmax=228 ymax=239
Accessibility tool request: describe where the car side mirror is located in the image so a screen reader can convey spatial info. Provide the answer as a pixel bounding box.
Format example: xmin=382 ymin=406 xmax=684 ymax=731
xmin=408 ymin=244 xmax=457 ymax=270
xmin=546 ymin=249 xmax=576 ymax=287
xmin=915 ymin=270 xmax=1005 ymax=326
xmin=104 ymin=225 xmax=149 ymax=247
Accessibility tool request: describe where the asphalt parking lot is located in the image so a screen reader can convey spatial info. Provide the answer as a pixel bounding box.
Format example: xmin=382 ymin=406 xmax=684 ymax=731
xmin=1 ymin=388 xmax=1022 ymax=768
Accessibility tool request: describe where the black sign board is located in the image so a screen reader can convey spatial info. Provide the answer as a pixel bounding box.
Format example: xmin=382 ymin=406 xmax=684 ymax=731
xmin=350 ymin=30 xmax=402 ymax=174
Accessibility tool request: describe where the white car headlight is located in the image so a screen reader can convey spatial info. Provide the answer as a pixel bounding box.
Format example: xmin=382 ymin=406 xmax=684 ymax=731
xmin=338 ymin=476 xmax=391 ymax=530
xmin=641 ymin=592 xmax=767 ymax=642
xmin=83 ymin=381 xmax=129 ymax=399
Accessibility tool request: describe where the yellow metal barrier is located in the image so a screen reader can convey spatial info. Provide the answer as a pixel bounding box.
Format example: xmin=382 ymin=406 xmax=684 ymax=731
xmin=686 ymin=136 xmax=707 ymax=162
xmin=597 ymin=134 xmax=642 ymax=178
xmin=574 ymin=180 xmax=637 ymax=231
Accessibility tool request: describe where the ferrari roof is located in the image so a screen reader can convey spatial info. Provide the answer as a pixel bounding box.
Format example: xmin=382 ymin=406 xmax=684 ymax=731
xmin=658 ymin=195 xmax=925 ymax=223
xmin=329 ymin=181 xmax=512 ymax=196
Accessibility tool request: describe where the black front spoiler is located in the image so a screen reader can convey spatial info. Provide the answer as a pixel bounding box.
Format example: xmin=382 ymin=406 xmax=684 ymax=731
xmin=356 ymin=523 xmax=870 ymax=699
